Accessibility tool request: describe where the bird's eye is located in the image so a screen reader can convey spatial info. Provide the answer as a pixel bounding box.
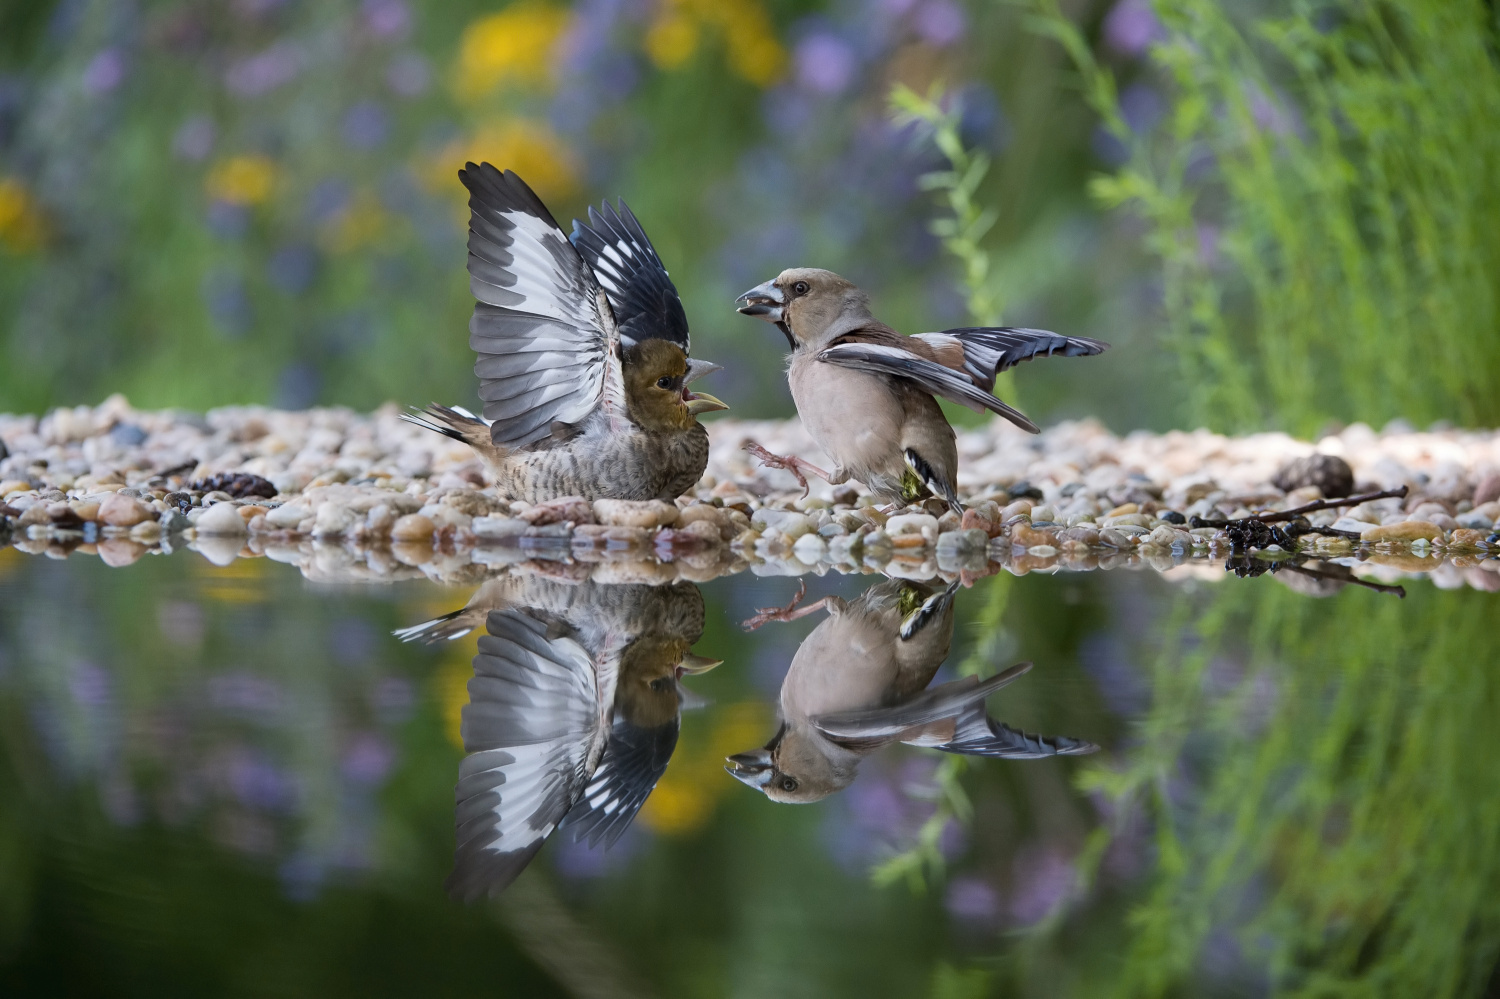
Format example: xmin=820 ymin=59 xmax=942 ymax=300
xmin=793 ymin=281 xmax=809 ymax=296
xmin=656 ymin=376 xmax=672 ymax=389
xmin=649 ymin=678 xmax=669 ymax=692
xmin=780 ymin=777 xmax=798 ymax=792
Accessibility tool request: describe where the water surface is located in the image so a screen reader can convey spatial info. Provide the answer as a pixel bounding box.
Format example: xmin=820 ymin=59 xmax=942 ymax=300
xmin=0 ymin=546 xmax=1496 ymax=997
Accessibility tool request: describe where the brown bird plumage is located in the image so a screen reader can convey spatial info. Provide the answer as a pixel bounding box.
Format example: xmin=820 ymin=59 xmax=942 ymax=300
xmin=735 ymin=267 xmax=1108 ymax=509
xmin=726 ymin=578 xmax=1097 ymax=803
xmin=404 ymin=163 xmax=726 ymax=503
xmin=409 ymin=338 xmax=722 ymax=502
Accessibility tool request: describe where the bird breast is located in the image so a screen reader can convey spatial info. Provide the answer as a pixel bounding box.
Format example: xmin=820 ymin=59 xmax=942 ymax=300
xmin=787 ymin=353 xmax=907 ymax=479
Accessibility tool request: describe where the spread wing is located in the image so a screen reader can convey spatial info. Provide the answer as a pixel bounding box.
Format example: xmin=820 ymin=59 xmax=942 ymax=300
xmin=558 ymin=712 xmax=680 ymax=848
xmin=460 ymin=162 xmax=625 ymax=448
xmin=914 ymin=328 xmax=1110 ymax=391
xmin=446 ymin=609 xmax=610 ymax=901
xmin=816 ymin=341 xmax=1041 ymax=432
xmin=569 ymin=199 xmax=690 ymax=353
xmin=811 ymin=663 xmax=1034 ymax=742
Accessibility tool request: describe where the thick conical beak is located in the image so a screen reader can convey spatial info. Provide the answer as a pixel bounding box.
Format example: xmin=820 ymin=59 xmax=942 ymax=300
xmin=684 ymin=357 xmax=722 ymax=384
xmin=735 ymin=280 xmax=783 ymax=322
xmin=677 ymin=652 xmax=722 ymax=676
xmin=725 ymin=749 xmax=774 ymax=788
xmin=684 ymin=391 xmax=729 ymax=416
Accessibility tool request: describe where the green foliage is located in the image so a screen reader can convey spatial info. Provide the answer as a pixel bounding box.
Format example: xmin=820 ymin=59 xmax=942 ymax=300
xmin=1077 ymin=579 xmax=1500 ymax=996
xmin=1024 ymin=0 xmax=1500 ymax=434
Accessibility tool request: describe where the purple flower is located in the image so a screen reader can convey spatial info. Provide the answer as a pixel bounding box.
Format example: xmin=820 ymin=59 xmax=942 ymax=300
xmin=341 ymin=101 xmax=390 ymax=150
xmin=342 ymin=734 xmax=395 ymax=785
xmin=795 ymin=33 xmax=857 ymax=95
xmin=225 ymin=42 xmax=303 ymax=97
xmin=172 ymin=116 xmax=216 ymax=161
xmin=227 ymin=752 xmax=298 ymax=811
xmin=275 ymin=363 xmax=321 ymax=410
xmin=371 ymin=677 xmax=415 ymax=722
xmin=202 ymin=269 xmax=251 ymax=337
xmin=362 ymin=0 xmax=410 ymax=40
xmin=386 ymin=51 xmax=430 ymax=97
xmin=1008 ymin=847 xmax=1079 ymax=925
xmin=267 ymin=243 xmax=319 ymax=295
xmin=913 ymin=0 xmax=965 ymax=46
xmin=1120 ymin=82 xmax=1165 ymax=135
xmin=205 ymin=199 xmax=251 ymax=239
xmin=945 ymin=876 xmax=1000 ymax=923
xmin=81 ymin=48 xmax=126 ymax=95
xmin=208 ymin=671 xmax=286 ymax=716
xmin=69 ymin=661 xmax=111 ymax=706
xmin=306 ymin=178 xmax=351 ymax=224
xmin=1196 ymin=224 xmax=1219 ymax=268
xmin=1104 ymin=0 xmax=1165 ymax=56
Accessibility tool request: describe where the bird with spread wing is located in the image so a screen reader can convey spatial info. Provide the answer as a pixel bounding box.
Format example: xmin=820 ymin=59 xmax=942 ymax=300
xmin=397 ymin=574 xmax=719 ymax=900
xmin=726 ymin=577 xmax=1096 ymax=803
xmin=735 ymin=268 xmax=1107 ymax=510
xmin=404 ymin=163 xmax=727 ymax=503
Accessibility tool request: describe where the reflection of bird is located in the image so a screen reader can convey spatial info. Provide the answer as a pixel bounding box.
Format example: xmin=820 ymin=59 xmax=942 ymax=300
xmin=414 ymin=576 xmax=719 ymax=900
xmin=735 ymin=268 xmax=1106 ymax=509
xmin=404 ymin=163 xmax=726 ymax=503
xmin=727 ymin=578 xmax=1096 ymax=803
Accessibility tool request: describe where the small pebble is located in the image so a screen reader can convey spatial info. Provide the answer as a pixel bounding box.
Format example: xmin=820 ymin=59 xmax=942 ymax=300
xmin=197 ymin=501 xmax=249 ymax=536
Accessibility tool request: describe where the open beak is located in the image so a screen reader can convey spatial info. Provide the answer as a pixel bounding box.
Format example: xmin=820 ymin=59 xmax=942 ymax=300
xmin=684 ymin=389 xmax=729 ymax=416
xmin=685 ymin=357 xmax=722 ymax=385
xmin=725 ymin=748 xmax=774 ymax=789
xmin=735 ymin=280 xmax=784 ymax=323
xmin=676 ymin=652 xmax=722 ymax=676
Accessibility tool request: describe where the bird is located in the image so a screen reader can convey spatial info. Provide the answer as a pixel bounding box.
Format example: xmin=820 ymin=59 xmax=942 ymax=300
xmin=403 ymin=162 xmax=727 ymax=504
xmin=400 ymin=572 xmax=720 ymax=900
xmin=725 ymin=578 xmax=1097 ymax=803
xmin=734 ymin=268 xmax=1108 ymax=510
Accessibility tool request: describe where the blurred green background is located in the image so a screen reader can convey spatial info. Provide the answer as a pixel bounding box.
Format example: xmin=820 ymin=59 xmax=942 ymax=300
xmin=5 ymin=0 xmax=1491 ymax=433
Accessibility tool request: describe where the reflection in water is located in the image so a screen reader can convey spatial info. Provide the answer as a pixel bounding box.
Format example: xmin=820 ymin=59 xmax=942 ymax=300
xmin=727 ymin=578 xmax=1097 ymax=803
xmin=398 ymin=574 xmax=719 ymax=899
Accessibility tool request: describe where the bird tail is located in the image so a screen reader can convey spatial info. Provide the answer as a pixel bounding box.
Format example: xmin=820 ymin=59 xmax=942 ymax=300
xmin=401 ymin=404 xmax=507 ymax=464
xmin=934 ymin=327 xmax=1110 ymax=391
xmin=937 ymin=711 xmax=1099 ymax=759
xmin=392 ymin=607 xmax=480 ymax=644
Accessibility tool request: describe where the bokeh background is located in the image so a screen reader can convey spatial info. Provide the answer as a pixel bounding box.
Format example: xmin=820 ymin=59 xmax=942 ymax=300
xmin=7 ymin=0 xmax=1490 ymax=435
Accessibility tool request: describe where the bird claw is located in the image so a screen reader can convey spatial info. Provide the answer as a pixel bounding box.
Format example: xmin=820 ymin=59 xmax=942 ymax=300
xmin=742 ymin=579 xmax=808 ymax=631
xmin=744 ymin=442 xmax=826 ymax=498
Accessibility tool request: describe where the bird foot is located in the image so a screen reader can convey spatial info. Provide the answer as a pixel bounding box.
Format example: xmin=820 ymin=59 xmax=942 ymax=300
xmin=743 ymin=442 xmax=829 ymax=498
xmin=741 ymin=580 xmax=833 ymax=631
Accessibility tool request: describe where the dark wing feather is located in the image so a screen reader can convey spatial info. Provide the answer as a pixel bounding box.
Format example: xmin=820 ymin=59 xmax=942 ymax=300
xmin=817 ymin=342 xmax=1041 ymax=432
xmin=446 ymin=609 xmax=605 ymax=901
xmin=812 ymin=663 xmax=1033 ymax=742
xmin=459 ymin=163 xmax=624 ymax=448
xmin=558 ymin=714 xmax=681 ymax=848
xmin=935 ymin=717 xmax=1099 ymax=759
xmin=915 ymin=328 xmax=1109 ymax=391
xmin=570 ymin=199 xmax=690 ymax=352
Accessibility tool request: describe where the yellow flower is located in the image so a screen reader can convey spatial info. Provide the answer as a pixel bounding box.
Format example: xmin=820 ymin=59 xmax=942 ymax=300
xmin=434 ymin=633 xmax=483 ymax=749
xmin=205 ymin=155 xmax=277 ymax=205
xmin=0 ymin=177 xmax=47 ymax=251
xmin=426 ymin=118 xmax=579 ymax=201
xmin=643 ymin=0 xmax=785 ymax=86
xmin=318 ymin=189 xmax=388 ymax=254
xmin=638 ymin=700 xmax=770 ymax=836
xmin=645 ymin=14 xmax=699 ymax=69
xmin=454 ymin=2 xmax=572 ymax=100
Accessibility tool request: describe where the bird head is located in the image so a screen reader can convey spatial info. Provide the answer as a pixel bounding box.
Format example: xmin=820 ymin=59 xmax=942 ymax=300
xmin=735 ymin=267 xmax=872 ymax=350
xmin=616 ymin=635 xmax=722 ymax=728
xmin=724 ymin=722 xmax=858 ymax=803
xmin=621 ymin=339 xmax=729 ymax=431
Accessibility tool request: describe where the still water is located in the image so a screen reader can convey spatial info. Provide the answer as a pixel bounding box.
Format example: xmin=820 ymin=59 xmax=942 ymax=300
xmin=0 ymin=545 xmax=1496 ymax=997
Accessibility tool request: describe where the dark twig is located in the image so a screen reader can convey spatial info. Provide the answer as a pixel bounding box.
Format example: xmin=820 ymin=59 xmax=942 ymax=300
xmin=1254 ymin=485 xmax=1408 ymax=523
xmin=1279 ymin=561 xmax=1406 ymax=599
